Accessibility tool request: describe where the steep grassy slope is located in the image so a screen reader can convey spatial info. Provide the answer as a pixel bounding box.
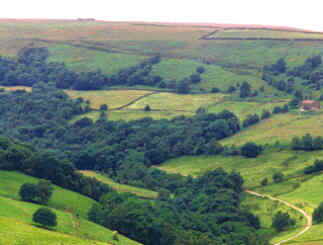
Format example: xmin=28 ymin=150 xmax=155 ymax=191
xmin=80 ymin=171 xmax=158 ymax=199
xmin=0 ymin=171 xmax=95 ymax=218
xmin=0 ymin=171 xmax=141 ymax=245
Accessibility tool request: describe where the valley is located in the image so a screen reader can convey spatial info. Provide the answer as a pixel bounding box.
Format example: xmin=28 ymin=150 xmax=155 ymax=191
xmin=0 ymin=19 xmax=323 ymax=244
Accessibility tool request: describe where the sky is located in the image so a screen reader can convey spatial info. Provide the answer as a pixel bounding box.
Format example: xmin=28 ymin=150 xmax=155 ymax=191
xmin=2 ymin=0 xmax=323 ymax=31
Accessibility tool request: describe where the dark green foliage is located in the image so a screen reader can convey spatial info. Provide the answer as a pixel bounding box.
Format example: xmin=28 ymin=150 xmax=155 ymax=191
xmin=19 ymin=180 xmax=53 ymax=205
xmin=89 ymin=169 xmax=264 ymax=245
xmin=261 ymin=178 xmax=268 ymax=186
xmin=272 ymin=104 xmax=289 ymax=114
xmin=144 ymin=105 xmax=151 ymax=111
xmin=211 ymin=87 xmax=221 ymax=93
xmin=190 ymin=73 xmax=201 ymax=83
xmin=176 ymin=79 xmax=191 ymax=94
xmin=1 ymin=139 xmax=112 ymax=201
xmin=291 ymin=134 xmax=323 ymax=151
xmin=196 ymin=66 xmax=205 ymax=74
xmin=304 ymin=159 xmax=323 ymax=174
xmin=313 ymin=202 xmax=323 ymax=224
xmin=261 ymin=110 xmax=271 ymax=120
xmin=240 ymin=142 xmax=263 ymax=158
xmin=272 ymin=173 xmax=284 ymax=183
xmin=239 ymin=82 xmax=252 ymax=98
xmin=99 ymin=104 xmax=108 ymax=111
xmin=33 ymin=208 xmax=57 ymax=228
xmin=0 ymin=47 xmax=168 ymax=90
xmin=272 ymin=211 xmax=295 ymax=232
xmin=243 ymin=114 xmax=260 ymax=128
xmin=227 ymin=85 xmax=236 ymax=93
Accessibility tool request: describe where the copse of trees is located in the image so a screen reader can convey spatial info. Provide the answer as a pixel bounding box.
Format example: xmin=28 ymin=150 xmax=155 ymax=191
xmin=243 ymin=114 xmax=260 ymax=128
xmin=304 ymin=159 xmax=323 ymax=174
xmin=313 ymin=202 xmax=323 ymax=224
xmin=263 ymin=55 xmax=323 ymax=95
xmin=88 ymin=169 xmax=265 ymax=245
xmin=272 ymin=211 xmax=295 ymax=232
xmin=19 ymin=180 xmax=53 ymax=205
xmin=291 ymin=134 xmax=323 ymax=151
xmin=0 ymin=47 xmax=167 ymax=91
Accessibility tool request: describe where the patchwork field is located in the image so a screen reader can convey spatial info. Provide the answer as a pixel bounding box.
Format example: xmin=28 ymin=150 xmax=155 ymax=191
xmin=221 ymin=111 xmax=323 ymax=146
xmin=80 ymin=171 xmax=158 ymax=199
xmin=127 ymin=92 xmax=225 ymax=111
xmin=48 ymin=44 xmax=146 ymax=75
xmin=0 ymin=171 xmax=140 ymax=244
xmin=65 ymin=89 xmax=155 ymax=109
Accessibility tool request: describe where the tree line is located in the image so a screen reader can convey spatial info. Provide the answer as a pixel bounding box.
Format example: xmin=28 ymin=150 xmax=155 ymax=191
xmin=0 ymin=47 xmax=209 ymax=93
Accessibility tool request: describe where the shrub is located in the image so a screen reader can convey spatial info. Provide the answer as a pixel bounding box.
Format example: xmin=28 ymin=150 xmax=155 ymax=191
xmin=261 ymin=178 xmax=268 ymax=186
xmin=243 ymin=114 xmax=260 ymax=128
xmin=196 ymin=66 xmax=206 ymax=74
xmin=144 ymin=105 xmax=151 ymax=112
xmin=211 ymin=87 xmax=220 ymax=93
xmin=272 ymin=211 xmax=295 ymax=231
xmin=273 ymin=173 xmax=284 ymax=183
xmin=313 ymin=202 xmax=323 ymax=224
xmin=33 ymin=208 xmax=57 ymax=228
xmin=261 ymin=110 xmax=271 ymax=120
xmin=100 ymin=104 xmax=108 ymax=111
xmin=240 ymin=142 xmax=263 ymax=158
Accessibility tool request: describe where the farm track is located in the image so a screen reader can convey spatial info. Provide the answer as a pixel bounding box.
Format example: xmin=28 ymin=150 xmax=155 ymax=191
xmin=246 ymin=190 xmax=312 ymax=245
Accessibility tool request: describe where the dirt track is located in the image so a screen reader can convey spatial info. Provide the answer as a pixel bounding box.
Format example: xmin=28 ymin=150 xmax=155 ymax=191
xmin=245 ymin=190 xmax=312 ymax=245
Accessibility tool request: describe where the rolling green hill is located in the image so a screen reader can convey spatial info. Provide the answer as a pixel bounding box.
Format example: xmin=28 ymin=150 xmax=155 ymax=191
xmin=80 ymin=171 xmax=158 ymax=199
xmin=0 ymin=171 xmax=141 ymax=245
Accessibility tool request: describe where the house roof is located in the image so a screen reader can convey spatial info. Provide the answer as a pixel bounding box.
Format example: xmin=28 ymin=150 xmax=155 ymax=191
xmin=302 ymin=100 xmax=318 ymax=104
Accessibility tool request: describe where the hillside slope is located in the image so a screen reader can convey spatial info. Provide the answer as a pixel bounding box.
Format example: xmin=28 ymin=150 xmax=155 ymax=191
xmin=0 ymin=171 xmax=141 ymax=245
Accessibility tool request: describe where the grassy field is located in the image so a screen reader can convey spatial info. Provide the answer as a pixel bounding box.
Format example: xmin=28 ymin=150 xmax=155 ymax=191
xmin=241 ymin=194 xmax=305 ymax=241
xmin=48 ymin=44 xmax=146 ymax=75
xmin=80 ymin=171 xmax=158 ymax=199
xmin=151 ymin=58 xmax=273 ymax=92
xmin=65 ymin=89 xmax=154 ymax=109
xmin=0 ymin=171 xmax=95 ymax=218
xmin=128 ymin=92 xmax=224 ymax=111
xmin=206 ymin=100 xmax=287 ymax=119
xmin=221 ymin=111 xmax=323 ymax=146
xmin=157 ymin=150 xmax=323 ymax=187
xmin=0 ymin=171 xmax=140 ymax=244
xmin=210 ymin=29 xmax=323 ymax=40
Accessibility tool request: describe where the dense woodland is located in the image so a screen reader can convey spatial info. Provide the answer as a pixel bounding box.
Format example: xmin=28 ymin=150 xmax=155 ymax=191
xmin=0 ymin=102 xmax=266 ymax=244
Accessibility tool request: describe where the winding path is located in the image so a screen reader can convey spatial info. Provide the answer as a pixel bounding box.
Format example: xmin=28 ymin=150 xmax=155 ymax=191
xmin=245 ymin=190 xmax=312 ymax=245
